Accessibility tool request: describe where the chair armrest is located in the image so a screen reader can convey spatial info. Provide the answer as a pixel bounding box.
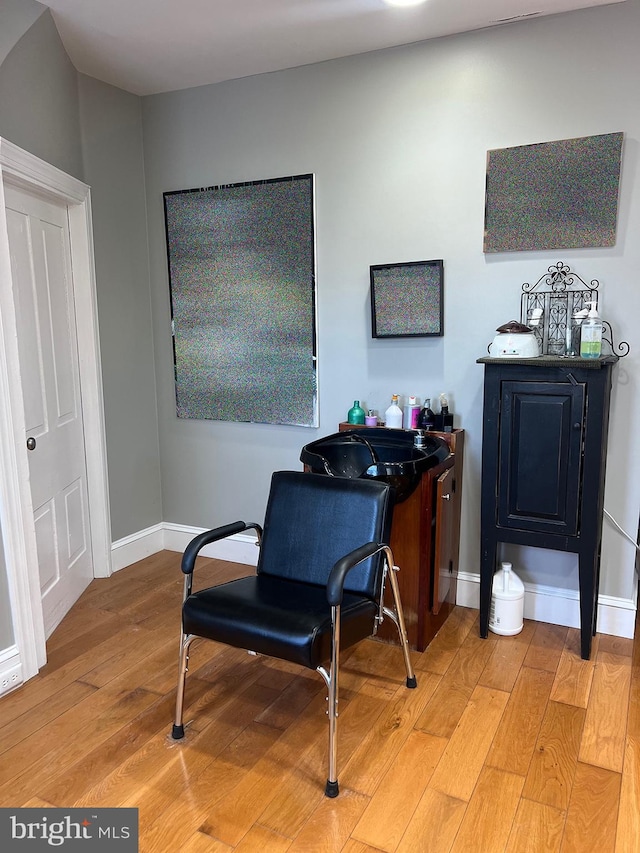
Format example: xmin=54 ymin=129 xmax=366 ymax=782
xmin=181 ymin=521 xmax=262 ymax=574
xmin=327 ymin=542 xmax=387 ymax=606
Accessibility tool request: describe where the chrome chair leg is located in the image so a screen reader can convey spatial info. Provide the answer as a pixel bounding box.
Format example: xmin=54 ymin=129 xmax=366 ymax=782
xmin=172 ymin=633 xmax=195 ymax=739
xmin=384 ymin=561 xmax=417 ymax=689
xmin=321 ymin=603 xmax=341 ymax=798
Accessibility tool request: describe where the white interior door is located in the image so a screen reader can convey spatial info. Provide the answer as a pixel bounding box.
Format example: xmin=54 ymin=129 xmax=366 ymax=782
xmin=4 ymin=184 xmax=93 ymax=637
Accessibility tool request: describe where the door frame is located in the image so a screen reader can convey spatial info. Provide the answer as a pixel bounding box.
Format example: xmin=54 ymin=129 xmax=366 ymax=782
xmin=0 ymin=138 xmax=111 ymax=679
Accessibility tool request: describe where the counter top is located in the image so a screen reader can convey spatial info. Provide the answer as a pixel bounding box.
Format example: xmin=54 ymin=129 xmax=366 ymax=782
xmin=476 ymin=354 xmax=617 ymax=368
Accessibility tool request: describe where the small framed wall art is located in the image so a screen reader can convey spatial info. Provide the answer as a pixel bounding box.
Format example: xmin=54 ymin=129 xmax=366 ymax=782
xmin=370 ymin=259 xmax=444 ymax=338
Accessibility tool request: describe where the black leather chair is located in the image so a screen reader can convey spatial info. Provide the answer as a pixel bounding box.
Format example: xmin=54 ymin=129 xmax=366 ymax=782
xmin=171 ymin=470 xmax=416 ymax=797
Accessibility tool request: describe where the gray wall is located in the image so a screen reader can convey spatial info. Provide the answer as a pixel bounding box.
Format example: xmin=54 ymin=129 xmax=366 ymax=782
xmin=0 ymin=0 xmax=45 ymax=66
xmin=0 ymin=8 xmax=83 ymax=179
xmin=143 ymin=1 xmax=640 ymax=601
xmin=0 ymin=6 xmax=162 ymax=543
xmin=78 ymin=74 xmax=162 ymax=538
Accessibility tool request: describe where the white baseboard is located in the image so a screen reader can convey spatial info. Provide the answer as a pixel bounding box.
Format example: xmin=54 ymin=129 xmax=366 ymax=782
xmin=110 ymin=523 xmax=164 ymax=572
xmin=110 ymin=521 xmax=259 ymax=573
xmin=456 ymin=571 xmax=637 ymax=639
xmin=162 ymin=523 xmax=260 ymax=567
xmin=0 ymin=645 xmax=23 ymax=697
xmin=110 ymin=528 xmax=636 ymax=640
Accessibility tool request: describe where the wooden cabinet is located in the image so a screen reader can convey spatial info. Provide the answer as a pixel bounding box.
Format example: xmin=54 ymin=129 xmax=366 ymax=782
xmin=477 ymin=356 xmax=615 ymax=659
xmin=337 ymin=424 xmax=464 ymax=651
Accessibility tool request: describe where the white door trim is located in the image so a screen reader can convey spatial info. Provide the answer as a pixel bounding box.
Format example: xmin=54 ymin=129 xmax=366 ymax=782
xmin=0 ymin=138 xmax=111 ymax=679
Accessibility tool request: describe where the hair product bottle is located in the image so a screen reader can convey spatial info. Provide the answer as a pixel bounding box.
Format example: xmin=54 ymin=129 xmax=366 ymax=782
xmin=580 ymin=300 xmax=603 ymax=359
xmin=347 ymin=400 xmax=366 ymax=424
xmin=384 ymin=394 xmax=403 ymax=428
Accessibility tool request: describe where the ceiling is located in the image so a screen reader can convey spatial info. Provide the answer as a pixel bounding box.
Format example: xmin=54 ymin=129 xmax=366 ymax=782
xmin=38 ymin=0 xmax=625 ymax=96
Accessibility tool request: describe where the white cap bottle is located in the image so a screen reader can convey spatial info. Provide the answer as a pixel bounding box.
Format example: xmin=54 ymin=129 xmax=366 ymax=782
xmin=385 ymin=394 xmax=403 ymax=429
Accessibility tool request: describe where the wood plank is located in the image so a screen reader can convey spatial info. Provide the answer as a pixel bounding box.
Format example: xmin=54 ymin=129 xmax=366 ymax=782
xmin=560 ymin=762 xmax=621 ymax=853
xmin=235 ymin=825 xmax=293 ymax=852
xmin=395 ymin=788 xmax=467 ymax=853
xmin=614 ymin=735 xmax=640 ymax=853
xmin=0 ymin=679 xmax=96 ymax=755
xmin=180 ymin=831 xmax=233 ymax=852
xmin=201 ymin=689 xmax=375 ymax=846
xmin=598 ymin=634 xmax=634 ymax=661
xmin=628 ymin=656 xmax=640 ymax=740
xmin=0 ymin=685 xmax=161 ymax=804
xmin=486 ymin=666 xmax=554 ymax=776
xmin=413 ymin=605 xmax=478 ymax=675
xmin=0 ymin=621 xmax=152 ymax=726
xmin=351 ymin=730 xmax=447 ymax=852
xmin=340 ymin=670 xmax=441 ymax=796
xmin=505 ymin=798 xmax=565 ymax=853
xmin=415 ymin=631 xmax=498 ymax=738
xmin=254 ymin=671 xmax=322 ymax=731
xmin=256 ymin=689 xmax=387 ymax=839
xmin=63 ymin=669 xmax=275 ymax=809
xmin=449 ymin=765 xmax=524 ymax=853
xmin=522 ymin=700 xmax=585 ymax=812
xmin=579 ymin=654 xmax=631 ymax=773
xmin=140 ymin=793 xmax=221 ymax=851
xmin=478 ymin=620 xmax=536 ymax=693
xmin=550 ymin=628 xmax=597 ymax=708
xmin=341 ymin=841 xmax=387 ymax=853
xmin=428 ymin=684 xmax=510 ymax=801
xmin=284 ymin=788 xmax=369 ymax=853
xmin=523 ymin=623 xmax=568 ymax=673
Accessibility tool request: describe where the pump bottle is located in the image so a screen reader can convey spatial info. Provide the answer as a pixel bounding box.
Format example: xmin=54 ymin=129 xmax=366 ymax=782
xmin=580 ymin=300 xmax=603 ymax=359
xmin=418 ymin=397 xmax=435 ymax=431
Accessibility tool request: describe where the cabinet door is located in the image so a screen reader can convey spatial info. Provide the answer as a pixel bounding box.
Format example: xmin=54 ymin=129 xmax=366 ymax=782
xmin=433 ymin=466 xmax=455 ymax=615
xmin=498 ymin=380 xmax=585 ymax=536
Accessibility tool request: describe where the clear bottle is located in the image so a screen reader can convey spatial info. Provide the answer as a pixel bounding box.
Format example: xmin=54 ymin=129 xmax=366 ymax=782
xmin=384 ymin=394 xmax=403 ymax=429
xmin=417 ymin=397 xmax=435 ymax=430
xmin=347 ymin=400 xmax=365 ymax=425
xmin=580 ymin=300 xmax=603 ymax=359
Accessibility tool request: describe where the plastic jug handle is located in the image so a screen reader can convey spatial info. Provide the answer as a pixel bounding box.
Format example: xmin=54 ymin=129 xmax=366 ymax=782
xmin=502 ymin=563 xmax=511 ymax=592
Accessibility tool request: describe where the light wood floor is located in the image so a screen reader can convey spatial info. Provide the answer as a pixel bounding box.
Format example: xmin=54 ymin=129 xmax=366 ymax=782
xmin=1 ymin=551 xmax=638 ymax=852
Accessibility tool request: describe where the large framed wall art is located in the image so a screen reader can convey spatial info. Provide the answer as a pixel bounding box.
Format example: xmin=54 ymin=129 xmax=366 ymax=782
xmin=164 ymin=174 xmax=318 ymax=427
xmin=483 ymin=132 xmax=623 ymax=253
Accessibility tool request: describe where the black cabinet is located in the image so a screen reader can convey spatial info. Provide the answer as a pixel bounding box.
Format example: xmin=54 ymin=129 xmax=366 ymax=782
xmin=477 ymin=355 xmax=616 ymax=659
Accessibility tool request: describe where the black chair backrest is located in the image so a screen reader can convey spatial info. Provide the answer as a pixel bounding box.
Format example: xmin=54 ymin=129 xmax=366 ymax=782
xmin=257 ymin=471 xmax=393 ymax=600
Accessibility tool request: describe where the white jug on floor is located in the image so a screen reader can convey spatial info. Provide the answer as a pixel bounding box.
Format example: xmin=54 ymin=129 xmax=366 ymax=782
xmin=489 ymin=562 xmax=524 ymax=636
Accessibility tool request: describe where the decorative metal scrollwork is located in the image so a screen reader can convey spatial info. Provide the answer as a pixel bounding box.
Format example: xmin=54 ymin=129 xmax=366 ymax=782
xmin=602 ymin=321 xmax=630 ymax=359
xmin=521 ymin=261 xmax=629 ymax=358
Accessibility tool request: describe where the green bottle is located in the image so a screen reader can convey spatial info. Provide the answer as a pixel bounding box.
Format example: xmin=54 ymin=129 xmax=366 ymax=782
xmin=347 ymin=400 xmax=366 ymax=425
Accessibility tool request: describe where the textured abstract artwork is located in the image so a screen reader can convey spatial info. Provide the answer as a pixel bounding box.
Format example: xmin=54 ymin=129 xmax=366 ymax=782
xmin=164 ymin=175 xmax=317 ymax=426
xmin=483 ymin=132 xmax=623 ymax=253
xmin=370 ymin=260 xmax=443 ymax=338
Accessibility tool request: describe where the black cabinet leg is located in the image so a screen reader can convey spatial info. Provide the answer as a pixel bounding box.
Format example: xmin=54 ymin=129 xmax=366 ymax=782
xmin=479 ymin=537 xmax=497 ymax=638
xmin=578 ymin=548 xmax=598 ymax=660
